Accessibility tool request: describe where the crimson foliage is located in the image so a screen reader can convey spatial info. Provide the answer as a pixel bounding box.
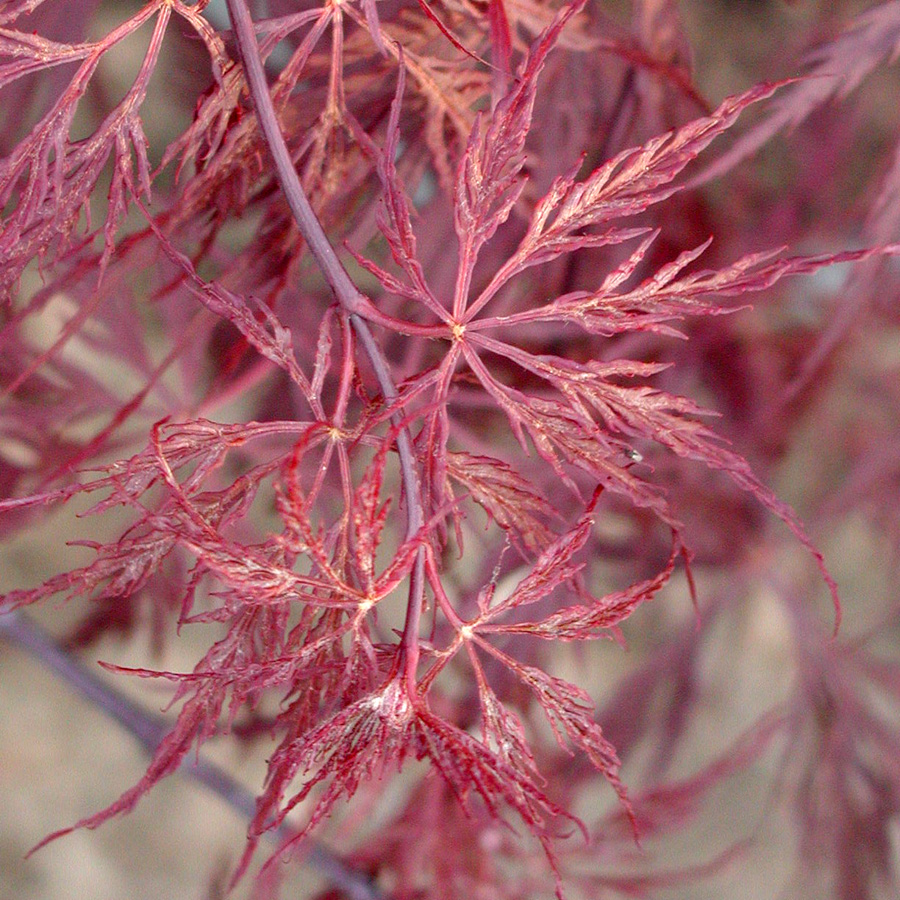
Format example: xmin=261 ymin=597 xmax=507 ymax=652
xmin=3 ymin=1 xmax=900 ymax=899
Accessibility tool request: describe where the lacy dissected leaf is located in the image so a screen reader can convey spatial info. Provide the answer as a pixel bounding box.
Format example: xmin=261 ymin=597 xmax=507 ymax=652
xmin=4 ymin=485 xmax=294 ymax=622
xmin=103 ymin=603 xmax=341 ymax=736
xmin=350 ymin=439 xmax=393 ymax=591
xmin=0 ymin=4 xmax=167 ymax=296
xmin=273 ymin=426 xmax=428 ymax=623
xmin=146 ymin=218 xmax=315 ymax=400
xmin=390 ymin=34 xmax=486 ymax=190
xmin=487 ymin=0 xmax=513 ymax=100
xmin=177 ymin=524 xmax=361 ymax=612
xmin=478 ymin=641 xmax=634 ymax=827
xmin=453 ymin=0 xmax=586 ymax=286
xmin=0 ymin=26 xmax=92 ymax=94
xmin=462 ymin=240 xmax=900 ymax=626
xmin=349 ymin=62 xmax=445 ymax=318
xmin=491 ymin=542 xmax=679 ymax=641
xmin=0 ymin=418 xmax=316 ymax=618
xmin=473 ymin=343 xmax=734 ymax=472
xmin=8 ymin=3 xmax=900 ymax=899
xmin=0 ymin=418 xmax=312 ymax=519
xmin=476 ymin=488 xmax=600 ymax=622
xmin=464 ymin=485 xmax=675 ymax=641
xmin=343 ymin=430 xmax=434 ymax=608
xmin=237 ymin=677 xmax=571 ymax=889
xmin=468 ymin=82 xmax=780 ymax=313
xmin=445 ymin=450 xmax=556 ymax=555
xmin=470 ymin=659 xmax=538 ymax=776
xmin=0 ymin=529 xmax=177 ymax=615
xmin=461 ymin=346 xmax=672 ymax=516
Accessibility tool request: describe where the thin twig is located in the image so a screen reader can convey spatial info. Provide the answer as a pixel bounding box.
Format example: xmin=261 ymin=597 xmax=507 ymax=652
xmin=222 ymin=0 xmax=426 ymax=679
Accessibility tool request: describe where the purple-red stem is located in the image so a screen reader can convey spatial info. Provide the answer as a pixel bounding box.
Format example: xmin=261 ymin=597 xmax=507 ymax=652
xmin=222 ymin=0 xmax=426 ymax=686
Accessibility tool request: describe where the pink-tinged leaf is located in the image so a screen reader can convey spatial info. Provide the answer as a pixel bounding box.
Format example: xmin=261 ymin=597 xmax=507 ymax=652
xmin=0 ymin=3 xmax=166 ymax=298
xmin=445 ymin=450 xmax=557 ymax=556
xmin=487 ymin=0 xmax=513 ymax=103
xmin=158 ymin=58 xmax=245 ymax=183
xmin=0 ymin=28 xmax=91 ymax=92
xmin=453 ymin=0 xmax=586 ymax=309
xmin=469 ymin=651 xmax=538 ymax=775
xmin=103 ymin=114 xmax=153 ymax=274
xmin=469 ymin=81 xmax=780 ymax=312
xmin=1 ymin=531 xmax=177 ymax=614
xmin=477 ymin=488 xmax=602 ymax=621
xmin=359 ymin=0 xmax=388 ymax=55
xmin=415 ymin=702 xmax=572 ymax=831
xmin=143 ymin=213 xmax=315 ymax=400
xmin=102 ymin=419 xmax=308 ymax=508
xmin=237 ymin=677 xmax=572 ymax=888
xmin=0 ymin=418 xmax=311 ymax=526
xmin=481 ymin=239 xmax=899 ymax=347
xmin=348 ymin=61 xmax=445 ymax=319
xmin=490 ymin=542 xmax=678 ymax=640
xmin=409 ymin=0 xmax=494 ymax=67
xmin=478 ymin=641 xmax=635 ymax=831
xmin=500 ymin=255 xmax=900 ymax=633
xmin=96 ymin=6 xmax=168 ymax=272
xmin=180 ymin=528 xmax=360 ymax=610
xmin=471 ymin=293 xmax=863 ymax=630
xmin=99 ymin=640 xmax=348 ymax=721
xmin=461 ymin=344 xmax=674 ymax=518
xmin=309 ymin=306 xmax=336 ymax=401
xmin=351 ymin=442 xmax=392 ymax=589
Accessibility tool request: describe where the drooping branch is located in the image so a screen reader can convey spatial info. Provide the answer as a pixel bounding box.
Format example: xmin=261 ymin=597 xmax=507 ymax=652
xmin=222 ymin=0 xmax=426 ymax=679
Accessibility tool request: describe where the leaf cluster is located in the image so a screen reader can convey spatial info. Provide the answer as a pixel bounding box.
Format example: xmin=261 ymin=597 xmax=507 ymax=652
xmin=3 ymin=2 xmax=900 ymax=899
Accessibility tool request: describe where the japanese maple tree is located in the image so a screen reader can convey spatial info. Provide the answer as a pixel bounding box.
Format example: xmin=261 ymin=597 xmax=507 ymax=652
xmin=2 ymin=1 xmax=900 ymax=899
